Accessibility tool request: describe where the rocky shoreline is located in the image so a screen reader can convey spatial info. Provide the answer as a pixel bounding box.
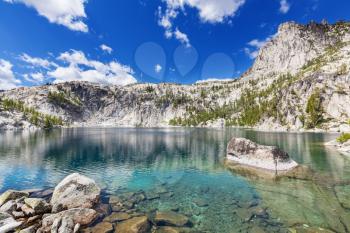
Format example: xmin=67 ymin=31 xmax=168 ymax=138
xmin=0 ymin=173 xmax=198 ymax=233
xmin=325 ymin=139 xmax=350 ymax=156
xmin=0 ymin=171 xmax=340 ymax=233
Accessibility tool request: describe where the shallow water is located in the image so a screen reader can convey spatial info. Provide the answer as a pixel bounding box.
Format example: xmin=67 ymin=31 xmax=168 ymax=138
xmin=0 ymin=128 xmax=349 ymax=232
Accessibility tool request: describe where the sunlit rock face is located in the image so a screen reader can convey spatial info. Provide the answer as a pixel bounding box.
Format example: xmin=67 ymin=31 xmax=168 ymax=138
xmin=245 ymin=21 xmax=340 ymax=78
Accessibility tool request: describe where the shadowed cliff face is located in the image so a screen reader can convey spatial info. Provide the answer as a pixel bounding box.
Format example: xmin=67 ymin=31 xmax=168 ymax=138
xmin=1 ymin=21 xmax=350 ymax=131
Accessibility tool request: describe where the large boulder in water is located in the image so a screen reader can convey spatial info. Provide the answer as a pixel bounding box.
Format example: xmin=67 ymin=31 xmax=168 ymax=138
xmin=51 ymin=173 xmax=101 ymax=212
xmin=226 ymin=138 xmax=298 ymax=172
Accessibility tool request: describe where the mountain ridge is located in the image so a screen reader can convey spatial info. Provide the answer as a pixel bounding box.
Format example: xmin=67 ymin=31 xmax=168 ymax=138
xmin=1 ymin=20 xmax=350 ymax=131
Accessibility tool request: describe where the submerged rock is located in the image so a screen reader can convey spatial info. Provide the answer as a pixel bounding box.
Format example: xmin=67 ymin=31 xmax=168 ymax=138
xmin=155 ymin=226 xmax=193 ymax=233
xmin=290 ymin=226 xmax=336 ymax=233
xmin=226 ymin=137 xmax=298 ymax=171
xmin=50 ymin=173 xmax=101 ymax=212
xmin=334 ymin=185 xmax=350 ymax=209
xmin=104 ymin=212 xmax=130 ymax=223
xmin=115 ymin=216 xmax=150 ymax=233
xmin=85 ymin=221 xmax=114 ymax=233
xmin=154 ymin=211 xmax=190 ymax=227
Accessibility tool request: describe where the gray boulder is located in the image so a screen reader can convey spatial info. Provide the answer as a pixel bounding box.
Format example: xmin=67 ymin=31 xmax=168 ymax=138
xmin=0 ymin=211 xmax=22 ymax=232
xmin=0 ymin=190 xmax=29 ymax=207
xmin=57 ymin=216 xmax=74 ymax=233
xmin=50 ymin=173 xmax=101 ymax=212
xmin=19 ymin=224 xmax=38 ymax=233
xmin=0 ymin=200 xmax=17 ymax=212
xmin=41 ymin=208 xmax=98 ymax=232
xmin=24 ymin=198 xmax=51 ymax=214
xmin=226 ymin=137 xmax=298 ymax=171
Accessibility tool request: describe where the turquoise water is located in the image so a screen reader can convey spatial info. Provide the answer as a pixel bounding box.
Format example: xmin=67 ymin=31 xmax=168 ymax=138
xmin=0 ymin=128 xmax=350 ymax=232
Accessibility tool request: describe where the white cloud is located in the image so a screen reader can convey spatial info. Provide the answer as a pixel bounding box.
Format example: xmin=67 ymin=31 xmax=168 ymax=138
xmin=23 ymin=72 xmax=45 ymax=84
xmin=20 ymin=53 xmax=57 ymax=69
xmin=100 ymin=44 xmax=113 ymax=54
xmin=0 ymin=59 xmax=20 ymax=90
xmin=244 ymin=48 xmax=259 ymax=60
xmin=49 ymin=50 xmax=137 ymax=86
xmin=174 ymin=28 xmax=190 ymax=47
xmin=155 ymin=64 xmax=162 ymax=73
xmin=244 ymin=34 xmax=276 ymax=59
xmin=158 ymin=0 xmax=245 ymax=44
xmin=279 ymin=0 xmax=290 ymax=14
xmin=3 ymin=0 xmax=88 ymax=32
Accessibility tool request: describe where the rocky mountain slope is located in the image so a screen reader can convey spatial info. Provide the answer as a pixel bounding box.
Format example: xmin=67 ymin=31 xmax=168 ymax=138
xmin=1 ymin=21 xmax=350 ymax=131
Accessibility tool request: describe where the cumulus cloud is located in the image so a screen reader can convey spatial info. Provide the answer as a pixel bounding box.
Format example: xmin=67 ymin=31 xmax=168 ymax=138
xmin=0 ymin=59 xmax=20 ymax=90
xmin=244 ymin=34 xmax=276 ymax=59
xmin=174 ymin=28 xmax=190 ymax=47
xmin=20 ymin=53 xmax=57 ymax=69
xmin=3 ymin=0 xmax=88 ymax=32
xmin=155 ymin=64 xmax=162 ymax=73
xmin=100 ymin=44 xmax=113 ymax=54
xmin=279 ymin=0 xmax=290 ymax=14
xmin=23 ymin=72 xmax=45 ymax=83
xmin=158 ymin=0 xmax=245 ymax=44
xmin=48 ymin=50 xmax=137 ymax=86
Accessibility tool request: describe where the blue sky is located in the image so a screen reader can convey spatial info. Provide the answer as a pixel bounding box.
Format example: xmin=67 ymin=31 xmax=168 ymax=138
xmin=0 ymin=0 xmax=350 ymax=89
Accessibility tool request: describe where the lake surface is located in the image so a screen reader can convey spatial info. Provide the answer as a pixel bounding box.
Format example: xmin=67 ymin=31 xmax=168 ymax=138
xmin=0 ymin=128 xmax=350 ymax=232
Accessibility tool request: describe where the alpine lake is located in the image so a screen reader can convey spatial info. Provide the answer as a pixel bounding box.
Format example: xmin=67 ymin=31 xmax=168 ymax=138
xmin=1 ymin=128 xmax=350 ymax=233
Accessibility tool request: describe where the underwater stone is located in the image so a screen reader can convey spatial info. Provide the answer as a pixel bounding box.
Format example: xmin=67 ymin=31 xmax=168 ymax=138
xmin=104 ymin=212 xmax=131 ymax=223
xmin=154 ymin=211 xmax=190 ymax=227
xmin=86 ymin=221 xmax=113 ymax=233
xmin=116 ymin=216 xmax=151 ymax=233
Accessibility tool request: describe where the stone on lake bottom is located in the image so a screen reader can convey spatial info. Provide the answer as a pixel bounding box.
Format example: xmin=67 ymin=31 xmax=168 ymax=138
xmin=86 ymin=221 xmax=114 ymax=233
xmin=155 ymin=226 xmax=193 ymax=233
xmin=154 ymin=211 xmax=190 ymax=227
xmin=116 ymin=216 xmax=150 ymax=233
xmin=104 ymin=212 xmax=131 ymax=223
xmin=334 ymin=185 xmax=350 ymax=209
